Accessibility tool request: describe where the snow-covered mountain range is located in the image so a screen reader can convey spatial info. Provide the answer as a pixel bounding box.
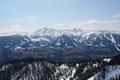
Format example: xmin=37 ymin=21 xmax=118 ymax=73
xmin=0 ymin=28 xmax=120 ymax=62
xmin=0 ymin=28 xmax=120 ymax=80
xmin=0 ymin=28 xmax=120 ymax=63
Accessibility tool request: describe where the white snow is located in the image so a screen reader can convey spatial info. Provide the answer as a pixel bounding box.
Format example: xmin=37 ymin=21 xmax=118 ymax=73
xmin=0 ymin=32 xmax=28 ymax=37
xmin=88 ymin=76 xmax=94 ymax=80
xmin=105 ymin=66 xmax=120 ymax=80
xmin=110 ymin=33 xmax=116 ymax=44
xmin=102 ymin=58 xmax=111 ymax=62
xmin=14 ymin=46 xmax=22 ymax=50
xmin=5 ymin=45 xmax=10 ymax=48
xmin=40 ymin=44 xmax=45 ymax=47
xmin=31 ymin=37 xmax=50 ymax=42
xmin=104 ymin=33 xmax=120 ymax=51
xmin=114 ymin=44 xmax=120 ymax=51
xmin=56 ymin=42 xmax=61 ymax=46
xmin=88 ymin=65 xmax=120 ymax=80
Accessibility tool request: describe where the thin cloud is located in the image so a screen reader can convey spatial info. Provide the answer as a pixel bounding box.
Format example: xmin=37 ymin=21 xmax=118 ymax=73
xmin=0 ymin=15 xmax=120 ymax=33
xmin=113 ymin=14 xmax=120 ymax=18
xmin=72 ymin=19 xmax=120 ymax=31
xmin=13 ymin=16 xmax=38 ymax=22
xmin=0 ymin=25 xmax=38 ymax=33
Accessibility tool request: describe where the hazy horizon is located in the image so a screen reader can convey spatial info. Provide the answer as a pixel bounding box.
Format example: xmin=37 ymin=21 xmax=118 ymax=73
xmin=0 ymin=0 xmax=120 ymax=33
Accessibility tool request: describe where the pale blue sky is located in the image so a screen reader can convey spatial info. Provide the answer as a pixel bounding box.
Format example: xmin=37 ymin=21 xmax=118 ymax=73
xmin=0 ymin=0 xmax=120 ymax=32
